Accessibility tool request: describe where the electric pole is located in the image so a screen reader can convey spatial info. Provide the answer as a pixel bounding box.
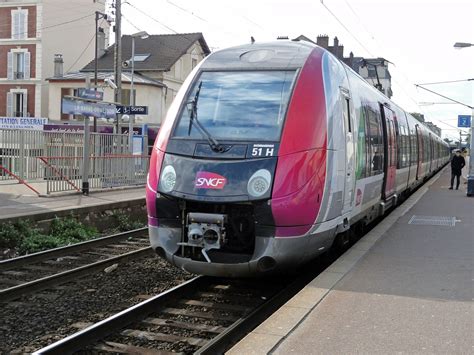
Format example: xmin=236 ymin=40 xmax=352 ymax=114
xmin=114 ymin=0 xmax=122 ymax=133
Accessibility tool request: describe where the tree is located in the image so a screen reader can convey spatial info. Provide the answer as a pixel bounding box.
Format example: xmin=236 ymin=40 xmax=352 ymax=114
xmin=410 ymin=112 xmax=425 ymax=123
xmin=443 ymin=138 xmax=453 ymax=144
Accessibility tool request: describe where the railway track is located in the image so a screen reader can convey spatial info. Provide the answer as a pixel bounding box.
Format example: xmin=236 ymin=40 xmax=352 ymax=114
xmin=34 ymin=258 xmax=330 ymax=354
xmin=0 ymin=228 xmax=152 ymax=303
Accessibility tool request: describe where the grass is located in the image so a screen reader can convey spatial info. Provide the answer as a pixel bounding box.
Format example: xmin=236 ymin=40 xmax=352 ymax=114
xmin=0 ymin=212 xmax=146 ymax=256
xmin=0 ymin=218 xmax=98 ymax=255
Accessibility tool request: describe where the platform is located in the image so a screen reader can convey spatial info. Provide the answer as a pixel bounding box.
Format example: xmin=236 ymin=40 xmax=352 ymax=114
xmin=0 ymin=181 xmax=145 ymax=222
xmin=229 ymin=165 xmax=473 ymax=354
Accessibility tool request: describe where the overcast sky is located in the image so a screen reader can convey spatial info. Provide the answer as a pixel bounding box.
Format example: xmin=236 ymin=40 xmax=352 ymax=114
xmin=118 ymin=0 xmax=473 ymax=141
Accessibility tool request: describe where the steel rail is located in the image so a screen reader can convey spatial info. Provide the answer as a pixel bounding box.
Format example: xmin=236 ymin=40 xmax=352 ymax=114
xmin=33 ymin=276 xmax=207 ymax=354
xmin=0 ymin=247 xmax=153 ymax=303
xmin=196 ymin=264 xmax=324 ymax=354
xmin=0 ymin=227 xmax=147 ymax=271
xmin=33 ymin=268 xmax=322 ymax=354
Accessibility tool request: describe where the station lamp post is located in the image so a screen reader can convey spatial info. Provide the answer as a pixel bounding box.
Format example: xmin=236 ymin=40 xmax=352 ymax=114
xmin=453 ymin=41 xmax=474 ymax=196
xmin=127 ymin=31 xmax=149 ymax=153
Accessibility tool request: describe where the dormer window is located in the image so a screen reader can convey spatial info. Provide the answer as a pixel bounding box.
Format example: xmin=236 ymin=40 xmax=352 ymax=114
xmin=129 ymin=54 xmax=150 ymax=62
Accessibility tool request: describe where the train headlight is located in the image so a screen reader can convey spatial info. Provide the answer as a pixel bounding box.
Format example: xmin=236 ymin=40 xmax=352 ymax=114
xmin=160 ymin=165 xmax=176 ymax=193
xmin=247 ymin=169 xmax=271 ymax=198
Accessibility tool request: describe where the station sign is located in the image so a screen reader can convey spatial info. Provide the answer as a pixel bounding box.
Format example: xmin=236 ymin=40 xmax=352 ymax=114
xmin=77 ymin=88 xmax=104 ymax=101
xmin=116 ymin=105 xmax=148 ymax=115
xmin=61 ymin=97 xmax=116 ymax=119
xmin=0 ymin=117 xmax=48 ymax=129
xmin=458 ymin=115 xmax=471 ymax=128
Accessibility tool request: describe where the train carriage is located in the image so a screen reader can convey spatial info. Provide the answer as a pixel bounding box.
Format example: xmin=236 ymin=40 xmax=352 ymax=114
xmin=146 ymin=40 xmax=450 ymax=277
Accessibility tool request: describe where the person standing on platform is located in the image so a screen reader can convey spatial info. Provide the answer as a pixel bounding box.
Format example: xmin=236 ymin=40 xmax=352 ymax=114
xmin=449 ymin=149 xmax=466 ymax=190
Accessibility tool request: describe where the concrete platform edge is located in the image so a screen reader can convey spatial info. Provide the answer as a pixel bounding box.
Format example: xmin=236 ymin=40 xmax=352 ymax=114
xmin=0 ymin=197 xmax=146 ymax=224
xmin=227 ymin=169 xmax=444 ymax=355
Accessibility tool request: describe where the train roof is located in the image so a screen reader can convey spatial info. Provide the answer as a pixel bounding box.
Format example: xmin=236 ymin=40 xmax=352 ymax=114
xmin=201 ymin=40 xmax=318 ymax=70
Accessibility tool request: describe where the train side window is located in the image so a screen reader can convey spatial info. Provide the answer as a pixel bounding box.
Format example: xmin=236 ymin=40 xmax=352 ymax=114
xmin=344 ymin=98 xmax=351 ymax=133
xmin=365 ymin=106 xmax=383 ymax=175
xmin=411 ymin=129 xmax=418 ymax=165
xmin=356 ymin=107 xmax=369 ymax=179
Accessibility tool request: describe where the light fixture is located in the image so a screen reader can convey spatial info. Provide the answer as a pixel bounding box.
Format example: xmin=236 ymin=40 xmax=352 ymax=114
xmin=160 ymin=165 xmax=176 ymax=193
xmin=247 ymin=169 xmax=272 ymax=198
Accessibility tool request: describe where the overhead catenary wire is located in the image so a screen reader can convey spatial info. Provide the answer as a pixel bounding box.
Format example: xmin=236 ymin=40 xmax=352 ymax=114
xmin=1 ymin=13 xmax=95 ymax=38
xmin=322 ymin=0 xmax=430 ymax=118
xmin=166 ymin=0 xmax=208 ymax=23
xmin=120 ymin=14 xmax=201 ymax=54
xmin=414 ymin=84 xmax=473 ymax=109
xmin=417 ymin=79 xmax=474 ymax=85
xmin=319 ymin=0 xmax=375 ymax=57
xmin=65 ymin=19 xmax=104 ymax=73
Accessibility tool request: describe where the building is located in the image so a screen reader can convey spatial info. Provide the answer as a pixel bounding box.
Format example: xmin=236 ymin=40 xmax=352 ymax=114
xmin=424 ymin=121 xmax=442 ymax=137
xmin=47 ymin=33 xmax=210 ymax=124
xmin=350 ymin=56 xmax=393 ymax=98
xmin=295 ymin=34 xmax=393 ymax=98
xmin=0 ymin=0 xmax=109 ymax=118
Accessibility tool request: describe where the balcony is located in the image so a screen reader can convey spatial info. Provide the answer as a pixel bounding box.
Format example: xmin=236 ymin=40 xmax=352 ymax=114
xmin=14 ymin=72 xmax=25 ymax=80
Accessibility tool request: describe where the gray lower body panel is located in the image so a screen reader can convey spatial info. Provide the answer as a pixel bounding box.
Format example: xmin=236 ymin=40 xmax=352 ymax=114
xmin=148 ymin=225 xmax=336 ymax=277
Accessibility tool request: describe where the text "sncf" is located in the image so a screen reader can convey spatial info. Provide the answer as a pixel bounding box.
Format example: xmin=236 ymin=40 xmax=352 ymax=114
xmin=195 ymin=171 xmax=227 ymax=189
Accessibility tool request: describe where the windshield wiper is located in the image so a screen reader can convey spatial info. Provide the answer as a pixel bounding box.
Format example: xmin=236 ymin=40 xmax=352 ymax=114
xmin=187 ymin=81 xmax=224 ymax=152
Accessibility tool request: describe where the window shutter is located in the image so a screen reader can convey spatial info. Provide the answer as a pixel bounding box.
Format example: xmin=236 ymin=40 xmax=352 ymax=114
xmin=24 ymin=52 xmax=30 ymax=79
xmin=6 ymin=92 xmax=13 ymax=117
xmin=7 ymin=52 xmax=13 ymax=80
xmin=22 ymin=92 xmax=28 ymax=117
xmin=22 ymin=11 xmax=28 ymax=38
xmin=11 ymin=11 xmax=16 ymax=39
xmin=12 ymin=11 xmax=20 ymax=39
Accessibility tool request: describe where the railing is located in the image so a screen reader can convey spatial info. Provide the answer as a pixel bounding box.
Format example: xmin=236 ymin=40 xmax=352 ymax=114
xmin=0 ymin=128 xmax=44 ymax=181
xmin=14 ymin=71 xmax=25 ymax=79
xmin=0 ymin=128 xmax=149 ymax=194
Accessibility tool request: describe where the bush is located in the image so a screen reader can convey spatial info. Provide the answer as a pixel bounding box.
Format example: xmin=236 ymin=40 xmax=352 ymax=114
xmin=0 ymin=217 xmax=98 ymax=255
xmin=114 ymin=212 xmax=144 ymax=232
xmin=0 ymin=222 xmax=23 ymax=249
xmin=49 ymin=217 xmax=97 ymax=243
xmin=18 ymin=234 xmax=64 ymax=254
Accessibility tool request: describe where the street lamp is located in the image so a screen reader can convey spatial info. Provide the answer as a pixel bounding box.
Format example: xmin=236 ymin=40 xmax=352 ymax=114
xmin=454 ymin=42 xmax=473 ymax=49
xmin=453 ymin=41 xmax=474 ymax=196
xmin=127 ymin=31 xmax=149 ymax=153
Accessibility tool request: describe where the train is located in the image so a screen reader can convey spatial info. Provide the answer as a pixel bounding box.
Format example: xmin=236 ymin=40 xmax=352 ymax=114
xmin=146 ymin=40 xmax=450 ymax=277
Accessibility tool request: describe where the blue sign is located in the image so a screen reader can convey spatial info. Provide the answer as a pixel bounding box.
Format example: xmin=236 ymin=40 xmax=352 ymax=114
xmin=77 ymin=88 xmax=104 ymax=101
xmin=116 ymin=105 xmax=148 ymax=115
xmin=61 ymin=98 xmax=116 ymax=119
xmin=458 ymin=115 xmax=471 ymax=128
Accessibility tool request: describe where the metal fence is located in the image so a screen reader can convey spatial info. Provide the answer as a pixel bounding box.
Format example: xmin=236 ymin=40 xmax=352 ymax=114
xmin=0 ymin=128 xmax=149 ymax=194
xmin=0 ymin=129 xmax=45 ymax=181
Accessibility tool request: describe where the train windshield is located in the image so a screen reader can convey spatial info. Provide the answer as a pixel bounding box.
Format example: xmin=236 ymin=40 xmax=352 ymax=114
xmin=173 ymin=70 xmax=296 ymax=142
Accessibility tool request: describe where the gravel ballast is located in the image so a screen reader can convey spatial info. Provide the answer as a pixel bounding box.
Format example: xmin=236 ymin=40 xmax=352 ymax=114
xmin=0 ymin=255 xmax=191 ymax=353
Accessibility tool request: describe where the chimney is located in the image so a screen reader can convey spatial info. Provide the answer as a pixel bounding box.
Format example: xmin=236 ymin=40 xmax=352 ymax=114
xmin=54 ymin=54 xmax=63 ymax=77
xmin=97 ymin=27 xmax=106 ymax=58
xmin=333 ymin=36 xmax=339 ymax=48
xmin=338 ymin=45 xmax=344 ymax=59
xmin=317 ymin=35 xmax=329 ymax=48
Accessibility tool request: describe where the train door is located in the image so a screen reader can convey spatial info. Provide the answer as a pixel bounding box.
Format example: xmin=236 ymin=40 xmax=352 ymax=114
xmin=380 ymin=104 xmax=397 ymax=199
xmin=341 ymin=90 xmax=355 ymax=215
xmin=415 ymin=125 xmax=423 ymax=179
xmin=428 ymin=133 xmax=433 ymax=172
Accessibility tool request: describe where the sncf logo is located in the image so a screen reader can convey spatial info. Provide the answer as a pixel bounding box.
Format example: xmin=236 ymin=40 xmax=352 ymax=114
xmin=195 ymin=171 xmax=227 ymax=189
